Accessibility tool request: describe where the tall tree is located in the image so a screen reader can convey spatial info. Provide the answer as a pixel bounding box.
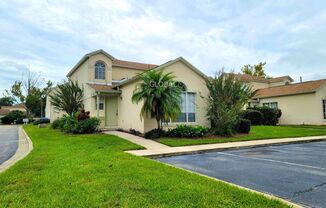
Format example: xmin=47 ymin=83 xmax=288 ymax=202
xmin=49 ymin=80 xmax=84 ymax=115
xmin=206 ymin=71 xmax=254 ymax=136
xmin=0 ymin=96 xmax=15 ymax=106
xmin=132 ymin=70 xmax=183 ymax=129
xmin=241 ymin=62 xmax=267 ymax=78
xmin=5 ymin=70 xmax=52 ymax=116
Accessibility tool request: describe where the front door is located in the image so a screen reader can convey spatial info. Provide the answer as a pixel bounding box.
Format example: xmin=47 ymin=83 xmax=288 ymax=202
xmin=105 ymin=96 xmax=118 ymax=127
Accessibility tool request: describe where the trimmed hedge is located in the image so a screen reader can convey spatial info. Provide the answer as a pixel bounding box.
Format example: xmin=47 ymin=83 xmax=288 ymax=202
xmin=235 ymin=119 xmax=251 ymax=133
xmin=244 ymin=106 xmax=282 ymax=126
xmin=166 ymin=125 xmax=209 ymax=138
xmin=241 ymin=110 xmax=263 ymax=125
xmin=144 ymin=128 xmax=166 ymax=139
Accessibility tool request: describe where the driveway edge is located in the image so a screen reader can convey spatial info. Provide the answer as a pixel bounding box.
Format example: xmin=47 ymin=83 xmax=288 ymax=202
xmin=157 ymin=161 xmax=303 ymax=208
xmin=0 ymin=126 xmax=33 ymax=173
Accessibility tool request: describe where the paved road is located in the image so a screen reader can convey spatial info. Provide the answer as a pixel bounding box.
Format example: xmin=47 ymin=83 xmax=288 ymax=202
xmin=0 ymin=126 xmax=19 ymax=165
xmin=158 ymin=141 xmax=326 ymax=208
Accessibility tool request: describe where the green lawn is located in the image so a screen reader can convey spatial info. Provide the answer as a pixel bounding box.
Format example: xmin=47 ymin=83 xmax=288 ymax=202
xmin=157 ymin=125 xmax=326 ymax=147
xmin=0 ymin=126 xmax=289 ymax=208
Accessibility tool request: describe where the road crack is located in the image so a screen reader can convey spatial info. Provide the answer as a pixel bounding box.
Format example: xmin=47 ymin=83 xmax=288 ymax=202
xmin=293 ymin=182 xmax=326 ymax=197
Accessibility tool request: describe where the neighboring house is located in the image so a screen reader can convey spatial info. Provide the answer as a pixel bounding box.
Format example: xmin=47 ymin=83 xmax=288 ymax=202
xmin=1 ymin=103 xmax=27 ymax=114
xmin=234 ymin=74 xmax=326 ymax=125
xmin=46 ymin=49 xmax=210 ymax=132
xmin=0 ymin=109 xmax=10 ymax=119
xmin=46 ymin=49 xmax=326 ymax=132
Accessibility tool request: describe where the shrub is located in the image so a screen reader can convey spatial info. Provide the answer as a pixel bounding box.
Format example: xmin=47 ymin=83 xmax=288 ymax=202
xmin=166 ymin=125 xmax=209 ymax=138
xmin=51 ymin=118 xmax=65 ymax=129
xmin=1 ymin=110 xmax=26 ymax=124
xmin=1 ymin=116 xmax=14 ymax=124
xmin=235 ymin=119 xmax=251 ymax=134
xmin=144 ymin=128 xmax=166 ymax=139
xmin=77 ymin=109 xmax=90 ymax=121
xmin=75 ymin=117 xmax=100 ymax=134
xmin=129 ymin=128 xmax=142 ymax=136
xmin=241 ymin=109 xmax=263 ymax=125
xmin=249 ymin=106 xmax=281 ymax=125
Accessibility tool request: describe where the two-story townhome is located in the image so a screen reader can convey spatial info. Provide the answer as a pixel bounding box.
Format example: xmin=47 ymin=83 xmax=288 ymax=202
xmin=46 ymin=49 xmax=326 ymax=133
xmin=46 ymin=49 xmax=210 ymax=132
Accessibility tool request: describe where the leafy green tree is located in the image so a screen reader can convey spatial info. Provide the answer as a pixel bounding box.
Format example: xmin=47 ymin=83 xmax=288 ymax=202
xmin=241 ymin=62 xmax=267 ymax=78
xmin=49 ymin=80 xmax=84 ymax=115
xmin=206 ymin=71 xmax=254 ymax=136
xmin=132 ymin=70 xmax=183 ymax=129
xmin=5 ymin=71 xmax=52 ymax=116
xmin=0 ymin=97 xmax=15 ymax=106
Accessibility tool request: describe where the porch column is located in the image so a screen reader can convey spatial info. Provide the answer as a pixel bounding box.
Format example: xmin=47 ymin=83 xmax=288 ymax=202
xmin=96 ymin=94 xmax=100 ymax=119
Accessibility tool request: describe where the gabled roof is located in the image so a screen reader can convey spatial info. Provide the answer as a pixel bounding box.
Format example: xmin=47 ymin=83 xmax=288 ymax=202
xmin=254 ymin=79 xmax=326 ymax=98
xmin=113 ymin=57 xmax=208 ymax=88
xmin=1 ymin=103 xmax=26 ymax=109
xmin=66 ymin=49 xmax=157 ymax=77
xmin=233 ymin=74 xmax=294 ymax=83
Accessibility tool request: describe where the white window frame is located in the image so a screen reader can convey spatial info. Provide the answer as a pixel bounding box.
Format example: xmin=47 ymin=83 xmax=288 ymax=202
xmin=172 ymin=92 xmax=196 ymax=123
xmin=95 ymin=97 xmax=104 ymax=110
xmin=263 ymin=102 xmax=278 ymax=109
xmin=95 ymin=61 xmax=106 ymax=80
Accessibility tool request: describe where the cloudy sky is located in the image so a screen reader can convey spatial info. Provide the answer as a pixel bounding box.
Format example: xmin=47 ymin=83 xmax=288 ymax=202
xmin=1 ymin=0 xmax=326 ymax=95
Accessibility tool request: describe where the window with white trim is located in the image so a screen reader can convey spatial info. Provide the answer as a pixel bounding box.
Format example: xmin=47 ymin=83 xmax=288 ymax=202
xmin=263 ymin=102 xmax=278 ymax=109
xmin=323 ymin=99 xmax=326 ymax=120
xmin=95 ymin=97 xmax=104 ymax=110
xmin=95 ymin=61 xmax=106 ymax=79
xmin=174 ymin=92 xmax=196 ymax=123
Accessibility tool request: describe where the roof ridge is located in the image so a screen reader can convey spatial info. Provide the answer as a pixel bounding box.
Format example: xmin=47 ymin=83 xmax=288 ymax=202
xmin=259 ymin=78 xmax=326 ymax=90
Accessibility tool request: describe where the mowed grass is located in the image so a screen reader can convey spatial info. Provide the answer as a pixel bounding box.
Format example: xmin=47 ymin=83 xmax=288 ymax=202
xmin=157 ymin=125 xmax=326 ymax=147
xmin=0 ymin=126 xmax=289 ymax=208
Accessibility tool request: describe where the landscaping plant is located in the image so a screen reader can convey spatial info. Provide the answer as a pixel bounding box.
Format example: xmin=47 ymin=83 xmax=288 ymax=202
xmin=248 ymin=106 xmax=282 ymax=125
xmin=49 ymin=80 xmax=84 ymax=115
xmin=0 ymin=110 xmax=26 ymax=124
xmin=241 ymin=109 xmax=263 ymax=125
xmin=132 ymin=70 xmax=183 ymax=129
xmin=166 ymin=125 xmax=209 ymax=138
xmin=206 ymin=72 xmax=254 ymax=136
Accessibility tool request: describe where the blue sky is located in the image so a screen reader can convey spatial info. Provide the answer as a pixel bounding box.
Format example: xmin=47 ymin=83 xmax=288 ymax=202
xmin=1 ymin=0 xmax=326 ymax=95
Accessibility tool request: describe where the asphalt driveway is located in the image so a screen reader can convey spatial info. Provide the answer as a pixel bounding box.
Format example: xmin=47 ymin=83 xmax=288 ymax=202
xmin=157 ymin=141 xmax=326 ymax=208
xmin=0 ymin=125 xmax=19 ymax=165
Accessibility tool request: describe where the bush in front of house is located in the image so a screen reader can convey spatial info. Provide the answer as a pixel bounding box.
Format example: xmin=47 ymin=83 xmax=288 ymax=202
xmin=166 ymin=125 xmax=209 ymax=138
xmin=1 ymin=110 xmax=26 ymax=124
xmin=129 ymin=128 xmax=142 ymax=136
xmin=51 ymin=117 xmax=65 ymax=129
xmin=249 ymin=106 xmax=282 ymax=126
xmin=241 ymin=109 xmax=263 ymax=125
xmin=234 ymin=119 xmax=251 ymax=134
xmin=144 ymin=128 xmax=166 ymax=139
xmin=52 ymin=110 xmax=100 ymax=134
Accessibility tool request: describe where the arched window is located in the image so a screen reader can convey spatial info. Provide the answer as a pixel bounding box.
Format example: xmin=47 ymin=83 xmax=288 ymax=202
xmin=95 ymin=61 xmax=106 ymax=79
xmin=174 ymin=82 xmax=196 ymax=123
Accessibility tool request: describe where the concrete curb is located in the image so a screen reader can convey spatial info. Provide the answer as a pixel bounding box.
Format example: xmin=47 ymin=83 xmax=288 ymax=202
xmin=127 ymin=136 xmax=326 ymax=158
xmin=0 ymin=126 xmax=33 ymax=173
xmin=156 ymin=160 xmax=303 ymax=208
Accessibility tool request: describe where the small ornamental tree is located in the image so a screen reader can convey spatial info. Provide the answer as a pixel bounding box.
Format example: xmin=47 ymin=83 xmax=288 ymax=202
xmin=206 ymin=71 xmax=254 ymax=136
xmin=49 ymin=80 xmax=84 ymax=115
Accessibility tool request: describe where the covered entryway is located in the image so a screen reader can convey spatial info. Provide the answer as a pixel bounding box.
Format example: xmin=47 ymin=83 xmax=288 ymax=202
xmin=105 ymin=96 xmax=118 ymax=127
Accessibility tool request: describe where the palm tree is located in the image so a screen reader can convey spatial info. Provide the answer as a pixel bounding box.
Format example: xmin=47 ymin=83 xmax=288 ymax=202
xmin=49 ymin=80 xmax=84 ymax=115
xmin=132 ymin=70 xmax=183 ymax=129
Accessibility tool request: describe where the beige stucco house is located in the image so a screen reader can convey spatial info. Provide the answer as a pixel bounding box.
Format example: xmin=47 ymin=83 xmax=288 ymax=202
xmin=236 ymin=74 xmax=326 ymax=125
xmin=46 ymin=49 xmax=326 ymax=132
xmin=46 ymin=49 xmax=210 ymax=132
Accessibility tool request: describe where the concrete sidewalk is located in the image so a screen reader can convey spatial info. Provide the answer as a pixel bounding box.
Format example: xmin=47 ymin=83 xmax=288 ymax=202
xmin=103 ymin=131 xmax=326 ymax=158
